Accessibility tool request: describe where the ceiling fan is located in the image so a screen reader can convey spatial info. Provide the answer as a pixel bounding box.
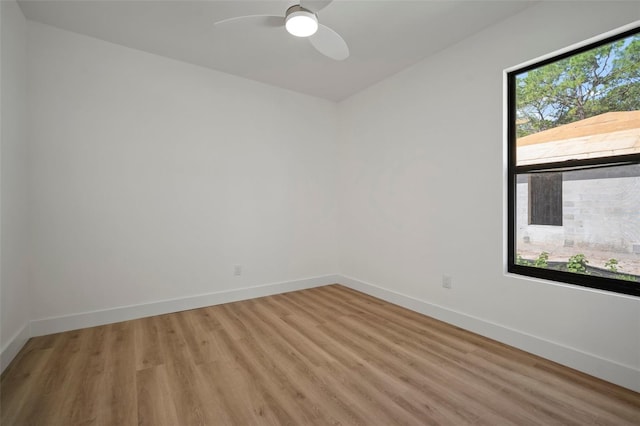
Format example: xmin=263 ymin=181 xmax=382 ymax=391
xmin=214 ymin=0 xmax=349 ymax=61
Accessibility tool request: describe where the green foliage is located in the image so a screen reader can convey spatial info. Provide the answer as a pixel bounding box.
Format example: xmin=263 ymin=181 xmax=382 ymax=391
xmin=567 ymin=253 xmax=589 ymax=274
xmin=516 ymin=254 xmax=532 ymax=266
xmin=534 ymin=251 xmax=549 ymax=268
xmin=516 ymin=34 xmax=640 ymax=137
xmin=517 ymin=253 xmax=639 ymax=281
xmin=516 ymin=252 xmax=549 ymax=268
xmin=604 ymin=258 xmax=639 ymax=281
xmin=614 ymin=274 xmax=638 ymax=282
xmin=605 ymin=258 xmax=619 ymax=273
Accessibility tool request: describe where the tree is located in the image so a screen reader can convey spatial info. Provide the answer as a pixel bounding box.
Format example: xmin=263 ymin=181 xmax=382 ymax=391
xmin=516 ymin=34 xmax=640 ymax=138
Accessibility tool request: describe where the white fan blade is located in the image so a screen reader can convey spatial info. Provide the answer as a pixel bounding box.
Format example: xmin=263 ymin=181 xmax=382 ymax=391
xmin=214 ymin=15 xmax=283 ymax=28
xmin=309 ymin=24 xmax=349 ymax=60
xmin=300 ymin=0 xmax=334 ymax=13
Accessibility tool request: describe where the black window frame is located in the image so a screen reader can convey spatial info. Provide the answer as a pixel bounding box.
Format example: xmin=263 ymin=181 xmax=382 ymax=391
xmin=507 ymin=25 xmax=640 ymax=298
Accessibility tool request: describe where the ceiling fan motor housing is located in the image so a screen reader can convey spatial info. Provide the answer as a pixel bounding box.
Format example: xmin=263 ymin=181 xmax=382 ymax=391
xmin=285 ymin=5 xmax=318 ymax=37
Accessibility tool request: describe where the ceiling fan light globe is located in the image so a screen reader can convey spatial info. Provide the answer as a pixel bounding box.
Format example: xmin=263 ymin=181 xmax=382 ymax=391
xmin=285 ymin=10 xmax=318 ymax=37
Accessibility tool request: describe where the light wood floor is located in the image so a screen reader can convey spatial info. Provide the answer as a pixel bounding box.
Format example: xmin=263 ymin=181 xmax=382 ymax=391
xmin=2 ymin=285 xmax=639 ymax=425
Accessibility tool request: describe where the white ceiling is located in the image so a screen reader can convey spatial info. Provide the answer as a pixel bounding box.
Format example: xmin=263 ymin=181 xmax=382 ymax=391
xmin=18 ymin=0 xmax=536 ymax=101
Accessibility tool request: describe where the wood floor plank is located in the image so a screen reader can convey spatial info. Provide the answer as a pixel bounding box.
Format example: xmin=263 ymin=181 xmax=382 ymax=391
xmin=224 ymin=302 xmax=338 ymax=425
xmin=234 ymin=301 xmax=384 ymax=425
xmin=2 ymin=284 xmax=639 ymax=425
xmin=174 ymin=309 xmax=221 ymax=366
xmin=136 ymin=364 xmax=180 ymax=426
xmin=134 ymin=316 xmax=164 ymax=371
xmin=197 ymin=360 xmax=280 ymax=426
xmin=160 ymin=360 xmax=222 ymax=426
xmin=28 ymin=329 xmax=94 ymax=426
xmin=155 ymin=313 xmax=195 ymax=367
xmin=63 ymin=326 xmax=109 ymax=425
xmin=97 ymin=322 xmax=137 ymax=426
xmin=279 ymin=311 xmax=507 ymax=424
xmin=213 ymin=328 xmax=307 ymax=425
xmin=0 ymin=347 xmax=54 ymax=426
xmin=319 ymin=315 xmax=512 ymax=424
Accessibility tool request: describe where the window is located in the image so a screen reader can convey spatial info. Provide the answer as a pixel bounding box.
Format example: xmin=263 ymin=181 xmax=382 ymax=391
xmin=528 ymin=173 xmax=562 ymax=226
xmin=507 ymin=25 xmax=640 ymax=297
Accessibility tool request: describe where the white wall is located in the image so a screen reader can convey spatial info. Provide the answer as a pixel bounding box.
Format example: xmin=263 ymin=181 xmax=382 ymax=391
xmin=338 ymin=1 xmax=640 ymax=391
xmin=1 ymin=0 xmax=31 ymax=370
xmin=7 ymin=0 xmax=640 ymax=392
xmin=27 ymin=22 xmax=339 ymax=323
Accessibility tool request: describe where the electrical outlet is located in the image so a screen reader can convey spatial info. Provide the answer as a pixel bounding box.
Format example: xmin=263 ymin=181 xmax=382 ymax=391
xmin=442 ymin=275 xmax=452 ymax=289
xmin=234 ymin=265 xmax=242 ymax=277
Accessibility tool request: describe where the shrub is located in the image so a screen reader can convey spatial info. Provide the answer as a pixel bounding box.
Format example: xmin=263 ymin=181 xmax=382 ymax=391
xmin=604 ymin=258 xmax=619 ymax=273
xmin=516 ymin=254 xmax=532 ymax=266
xmin=567 ymin=254 xmax=589 ymax=274
xmin=534 ymin=252 xmax=549 ymax=268
xmin=614 ymin=274 xmax=638 ymax=282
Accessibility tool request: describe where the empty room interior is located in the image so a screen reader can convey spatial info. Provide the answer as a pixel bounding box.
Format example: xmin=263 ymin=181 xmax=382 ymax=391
xmin=2 ymin=0 xmax=640 ymax=424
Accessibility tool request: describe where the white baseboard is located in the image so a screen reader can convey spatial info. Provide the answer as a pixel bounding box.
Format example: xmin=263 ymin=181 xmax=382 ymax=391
xmin=1 ymin=322 xmax=31 ymax=373
xmin=337 ymin=275 xmax=640 ymax=393
xmin=11 ymin=273 xmax=639 ymax=393
xmin=30 ymin=274 xmax=340 ymax=337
